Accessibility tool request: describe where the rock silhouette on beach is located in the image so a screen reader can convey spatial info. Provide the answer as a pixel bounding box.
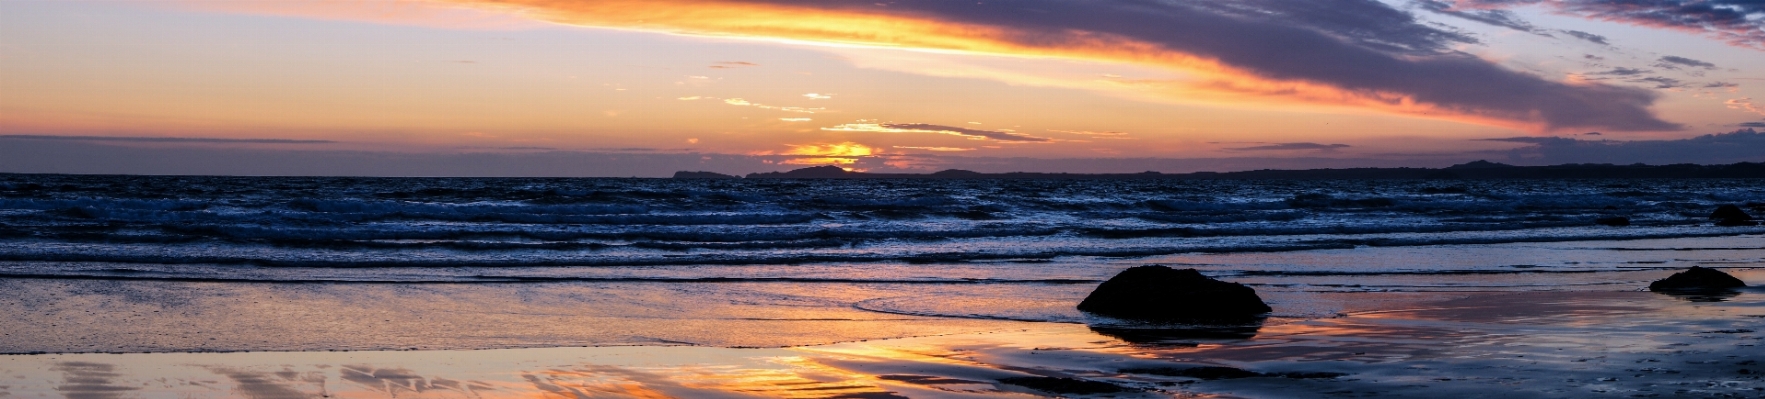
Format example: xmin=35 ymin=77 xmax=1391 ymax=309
xmin=1077 ymin=266 xmax=1271 ymax=321
xmin=1711 ymin=204 xmax=1756 ymax=226
xmin=1649 ymin=266 xmax=1747 ymax=292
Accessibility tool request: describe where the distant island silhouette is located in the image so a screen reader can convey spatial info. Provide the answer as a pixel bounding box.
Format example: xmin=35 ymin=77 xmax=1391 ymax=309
xmin=676 ymin=161 xmax=1765 ymax=180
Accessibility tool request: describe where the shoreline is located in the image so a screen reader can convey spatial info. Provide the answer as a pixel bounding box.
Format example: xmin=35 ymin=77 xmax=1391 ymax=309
xmin=4 ymin=237 xmax=1762 ymax=356
xmin=5 ymin=289 xmax=1762 ymax=398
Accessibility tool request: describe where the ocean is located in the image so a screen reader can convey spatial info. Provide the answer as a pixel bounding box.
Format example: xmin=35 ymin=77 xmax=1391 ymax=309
xmin=3 ymin=174 xmax=1764 ymax=397
xmin=2 ymin=174 xmax=1761 ymax=353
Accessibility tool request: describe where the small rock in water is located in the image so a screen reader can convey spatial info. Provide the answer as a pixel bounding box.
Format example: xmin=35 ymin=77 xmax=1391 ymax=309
xmin=1711 ymin=204 xmax=1756 ymax=226
xmin=1595 ymin=216 xmax=1630 ymax=227
xmin=671 ymin=171 xmax=740 ymax=179
xmin=1649 ymin=266 xmax=1747 ymax=292
xmin=1078 ymin=265 xmax=1271 ymax=321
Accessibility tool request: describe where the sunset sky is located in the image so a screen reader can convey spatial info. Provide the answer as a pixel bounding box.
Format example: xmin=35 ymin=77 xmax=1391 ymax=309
xmin=3 ymin=0 xmax=1764 ymax=175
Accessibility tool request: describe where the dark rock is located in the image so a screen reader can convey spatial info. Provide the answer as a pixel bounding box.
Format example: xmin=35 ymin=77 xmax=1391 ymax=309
xmin=1713 ymin=204 xmax=1754 ymax=220
xmin=1595 ymin=216 xmax=1631 ymax=227
xmin=1078 ymin=266 xmax=1271 ymax=321
xmin=1446 ymin=160 xmax=1516 ymax=169
xmin=928 ymin=169 xmax=984 ymax=177
xmin=1712 ymin=204 xmax=1756 ymax=226
xmin=671 ymin=171 xmax=740 ymax=179
xmin=996 ymin=376 xmax=1129 ymax=394
xmin=1649 ymin=266 xmax=1746 ymax=292
xmin=745 ymin=165 xmax=852 ymax=179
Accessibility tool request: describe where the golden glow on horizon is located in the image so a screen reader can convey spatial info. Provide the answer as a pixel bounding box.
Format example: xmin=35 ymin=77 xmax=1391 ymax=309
xmin=822 ymin=123 xmax=982 ymax=140
xmin=783 ymin=142 xmax=874 ymax=157
xmin=14 ymin=0 xmax=1764 ymax=164
xmin=760 ymin=142 xmax=876 ymax=165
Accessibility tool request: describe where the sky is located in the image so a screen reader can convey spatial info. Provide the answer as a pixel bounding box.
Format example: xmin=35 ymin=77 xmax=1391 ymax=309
xmin=2 ymin=0 xmax=1764 ymax=176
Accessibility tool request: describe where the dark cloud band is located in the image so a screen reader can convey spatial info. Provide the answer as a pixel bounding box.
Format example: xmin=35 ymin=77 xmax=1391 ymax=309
xmin=469 ymin=0 xmax=1681 ymax=132
xmin=1452 ymin=0 xmax=1765 ymax=50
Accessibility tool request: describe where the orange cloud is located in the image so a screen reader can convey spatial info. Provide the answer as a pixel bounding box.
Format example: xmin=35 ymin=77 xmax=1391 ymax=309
xmin=446 ymin=0 xmax=1678 ymax=131
xmin=172 ymin=0 xmax=1678 ymax=132
xmin=893 ymin=146 xmax=973 ymax=152
xmin=783 ymin=142 xmax=874 ymax=157
xmin=762 ymin=142 xmax=875 ymax=165
xmin=1728 ymin=98 xmax=1765 ymax=116
xmin=1049 ymin=129 xmax=1128 ymax=136
xmin=724 ymin=98 xmax=822 ymax=114
xmin=823 ymin=123 xmax=1050 ymax=142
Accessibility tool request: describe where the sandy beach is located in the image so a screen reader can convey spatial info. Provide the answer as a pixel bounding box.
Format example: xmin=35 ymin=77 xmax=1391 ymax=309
xmin=3 ymin=243 xmax=1760 ymax=398
xmin=3 ymin=290 xmax=1761 ymax=398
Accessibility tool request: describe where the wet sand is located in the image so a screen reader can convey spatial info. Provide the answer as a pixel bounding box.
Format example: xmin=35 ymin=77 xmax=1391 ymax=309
xmin=3 ymin=287 xmax=1762 ymax=398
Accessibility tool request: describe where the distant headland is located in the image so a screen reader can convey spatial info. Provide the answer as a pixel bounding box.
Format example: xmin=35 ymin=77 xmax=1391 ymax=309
xmin=676 ymin=161 xmax=1765 ymax=180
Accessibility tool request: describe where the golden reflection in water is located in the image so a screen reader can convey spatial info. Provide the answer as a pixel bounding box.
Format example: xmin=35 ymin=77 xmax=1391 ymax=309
xmin=3 ymin=290 xmax=1759 ymax=398
xmin=504 ymin=360 xmax=898 ymax=398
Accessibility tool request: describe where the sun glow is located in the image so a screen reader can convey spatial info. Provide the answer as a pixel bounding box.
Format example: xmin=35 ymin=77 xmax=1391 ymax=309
xmin=770 ymin=142 xmax=876 ymax=165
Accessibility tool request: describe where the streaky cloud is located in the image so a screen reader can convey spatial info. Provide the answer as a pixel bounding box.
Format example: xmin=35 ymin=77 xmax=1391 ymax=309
xmin=411 ymin=0 xmax=1678 ymax=132
xmin=1590 ymin=67 xmax=1649 ymax=76
xmin=1049 ymin=129 xmax=1130 ymax=136
xmin=1635 ymin=76 xmax=1683 ymax=89
xmin=1415 ymin=0 xmax=1546 ymax=34
xmin=1452 ymin=0 xmax=1765 ymax=50
xmin=1227 ymin=142 xmax=1352 ymax=151
xmin=0 ymin=135 xmax=335 ymax=144
xmin=1658 ymin=55 xmax=1717 ymax=69
xmin=1730 ymin=98 xmax=1765 ymax=116
xmin=893 ymin=146 xmax=975 ymax=152
xmin=1560 ymin=30 xmax=1609 ymax=44
xmin=823 ymin=123 xmax=1051 ymax=142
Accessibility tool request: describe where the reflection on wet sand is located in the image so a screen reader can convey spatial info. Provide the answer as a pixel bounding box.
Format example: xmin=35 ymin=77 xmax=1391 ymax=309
xmin=1087 ymin=321 xmax=1265 ymax=345
xmin=1 ymin=290 xmax=1761 ymax=398
xmin=211 ymin=368 xmax=328 ymax=399
xmin=52 ymin=362 xmax=137 ymax=399
xmin=1660 ymin=290 xmax=1745 ymax=303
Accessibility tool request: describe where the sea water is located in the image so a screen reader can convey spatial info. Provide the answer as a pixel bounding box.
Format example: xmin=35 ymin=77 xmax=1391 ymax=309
xmin=1 ymin=175 xmax=1761 ymax=352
